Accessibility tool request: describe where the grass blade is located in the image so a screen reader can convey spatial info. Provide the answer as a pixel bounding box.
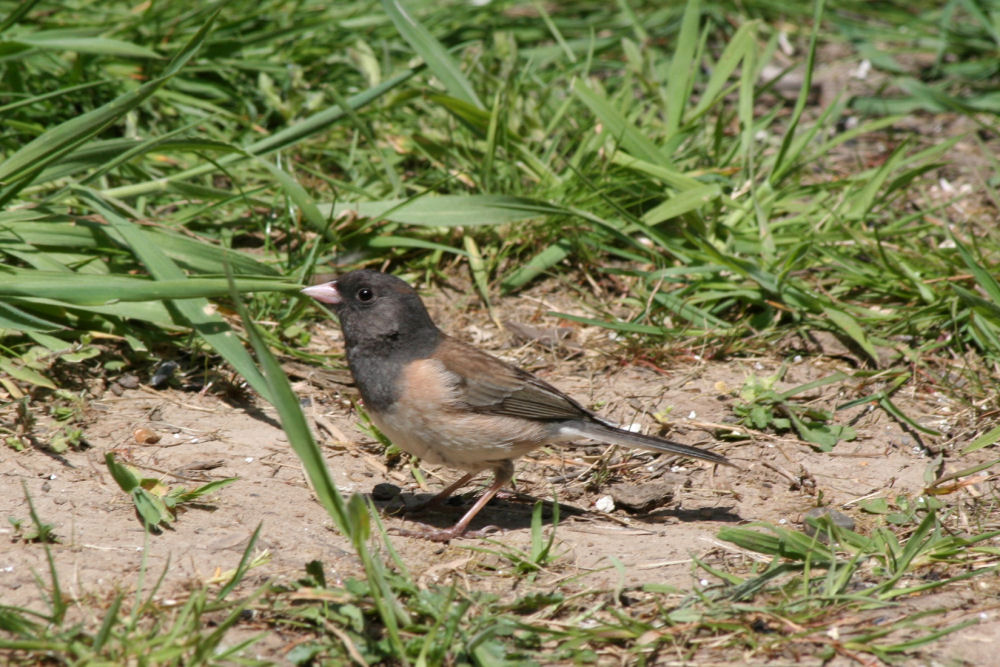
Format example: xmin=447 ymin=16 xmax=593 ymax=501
xmin=75 ymin=188 xmax=273 ymax=403
xmin=0 ymin=11 xmax=218 ymax=194
xmin=0 ymin=273 xmax=295 ymax=303
xmin=664 ymin=0 xmax=700 ymax=137
xmin=381 ymin=0 xmax=482 ymax=109
xmin=327 ymin=194 xmax=566 ymax=227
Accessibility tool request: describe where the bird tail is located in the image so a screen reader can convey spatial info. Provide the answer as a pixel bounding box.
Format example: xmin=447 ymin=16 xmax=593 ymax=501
xmin=560 ymin=421 xmax=732 ymax=466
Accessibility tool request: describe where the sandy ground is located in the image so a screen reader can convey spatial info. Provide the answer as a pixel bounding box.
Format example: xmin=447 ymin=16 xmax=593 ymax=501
xmin=2 ymin=279 xmax=997 ymax=665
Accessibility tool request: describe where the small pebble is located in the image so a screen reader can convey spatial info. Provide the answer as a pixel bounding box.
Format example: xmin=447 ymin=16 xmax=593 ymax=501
xmin=803 ymin=507 xmax=855 ymax=542
xmin=151 ymin=361 xmax=179 ymax=388
xmin=134 ymin=427 xmax=161 ymax=445
xmin=594 ymin=495 xmax=615 ymax=513
xmin=371 ymin=483 xmax=401 ymax=501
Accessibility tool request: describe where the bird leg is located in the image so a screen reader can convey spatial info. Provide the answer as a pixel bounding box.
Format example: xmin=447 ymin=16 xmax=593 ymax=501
xmin=396 ymin=461 xmax=514 ymax=542
xmin=404 ymin=471 xmax=476 ymax=513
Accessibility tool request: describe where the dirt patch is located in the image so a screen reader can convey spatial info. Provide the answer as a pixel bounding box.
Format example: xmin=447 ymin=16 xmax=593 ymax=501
xmin=2 ymin=281 xmax=994 ymax=663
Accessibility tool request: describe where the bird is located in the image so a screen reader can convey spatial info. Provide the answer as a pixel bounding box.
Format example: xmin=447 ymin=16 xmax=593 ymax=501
xmin=302 ymin=269 xmax=731 ymax=541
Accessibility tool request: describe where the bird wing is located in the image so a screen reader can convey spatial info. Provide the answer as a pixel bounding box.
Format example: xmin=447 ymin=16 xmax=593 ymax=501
xmin=433 ymin=336 xmax=596 ymax=422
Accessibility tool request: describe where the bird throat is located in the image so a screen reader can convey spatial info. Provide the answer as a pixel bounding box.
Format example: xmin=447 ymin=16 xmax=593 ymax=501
xmin=345 ymin=324 xmax=441 ymax=413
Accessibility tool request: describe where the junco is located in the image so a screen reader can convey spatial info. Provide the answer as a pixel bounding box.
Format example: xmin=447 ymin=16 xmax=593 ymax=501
xmin=302 ymin=270 xmax=730 ymax=541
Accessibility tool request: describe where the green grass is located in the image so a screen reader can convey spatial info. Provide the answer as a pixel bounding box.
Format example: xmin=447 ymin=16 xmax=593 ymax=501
xmin=2 ymin=0 xmax=999 ymax=663
xmin=1 ymin=490 xmax=269 ymax=664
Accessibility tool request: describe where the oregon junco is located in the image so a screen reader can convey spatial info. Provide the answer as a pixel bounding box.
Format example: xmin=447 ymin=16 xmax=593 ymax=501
xmin=302 ymin=269 xmax=730 ymax=541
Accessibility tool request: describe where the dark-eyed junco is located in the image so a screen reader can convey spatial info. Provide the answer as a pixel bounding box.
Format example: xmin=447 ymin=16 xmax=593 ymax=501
xmin=302 ymin=270 xmax=730 ymax=541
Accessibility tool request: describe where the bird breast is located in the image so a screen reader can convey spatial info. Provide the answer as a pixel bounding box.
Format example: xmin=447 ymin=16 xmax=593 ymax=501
xmin=367 ymin=357 xmax=554 ymax=472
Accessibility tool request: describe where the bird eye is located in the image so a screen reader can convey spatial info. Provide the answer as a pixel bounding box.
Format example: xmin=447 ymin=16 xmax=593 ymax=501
xmin=356 ymin=287 xmax=374 ymax=302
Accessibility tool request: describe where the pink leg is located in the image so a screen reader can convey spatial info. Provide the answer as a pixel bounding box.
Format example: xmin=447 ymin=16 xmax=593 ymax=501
xmin=397 ymin=462 xmax=514 ymax=542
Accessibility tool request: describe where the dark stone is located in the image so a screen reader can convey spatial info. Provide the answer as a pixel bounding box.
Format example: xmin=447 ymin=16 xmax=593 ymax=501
xmin=802 ymin=507 xmax=855 ymax=542
xmin=371 ymin=483 xmax=401 ymax=501
xmin=609 ymin=476 xmax=681 ymax=513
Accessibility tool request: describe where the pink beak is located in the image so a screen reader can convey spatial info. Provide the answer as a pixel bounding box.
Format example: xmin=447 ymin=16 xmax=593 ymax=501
xmin=300 ymin=280 xmax=342 ymax=305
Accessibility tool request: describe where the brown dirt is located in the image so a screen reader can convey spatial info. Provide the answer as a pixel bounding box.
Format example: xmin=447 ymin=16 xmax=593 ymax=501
xmin=2 ymin=279 xmax=997 ymax=665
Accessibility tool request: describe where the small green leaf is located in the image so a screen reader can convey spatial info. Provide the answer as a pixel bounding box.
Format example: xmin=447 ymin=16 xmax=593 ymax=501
xmin=859 ymin=498 xmax=890 ymax=514
xmin=0 ymin=357 xmax=56 ymax=390
xmin=750 ymin=405 xmax=770 ymax=429
xmin=62 ymin=346 xmax=100 ymax=363
xmin=105 ymin=453 xmax=140 ymax=493
xmin=167 ymin=477 xmax=238 ymax=504
xmin=133 ymin=488 xmax=174 ymax=527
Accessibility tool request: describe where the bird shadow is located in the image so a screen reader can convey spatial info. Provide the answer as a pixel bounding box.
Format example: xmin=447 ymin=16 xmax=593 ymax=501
xmin=370 ymin=490 xmax=577 ymax=534
xmin=369 ymin=488 xmax=742 ymax=536
xmin=642 ymin=506 xmax=742 ymax=524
